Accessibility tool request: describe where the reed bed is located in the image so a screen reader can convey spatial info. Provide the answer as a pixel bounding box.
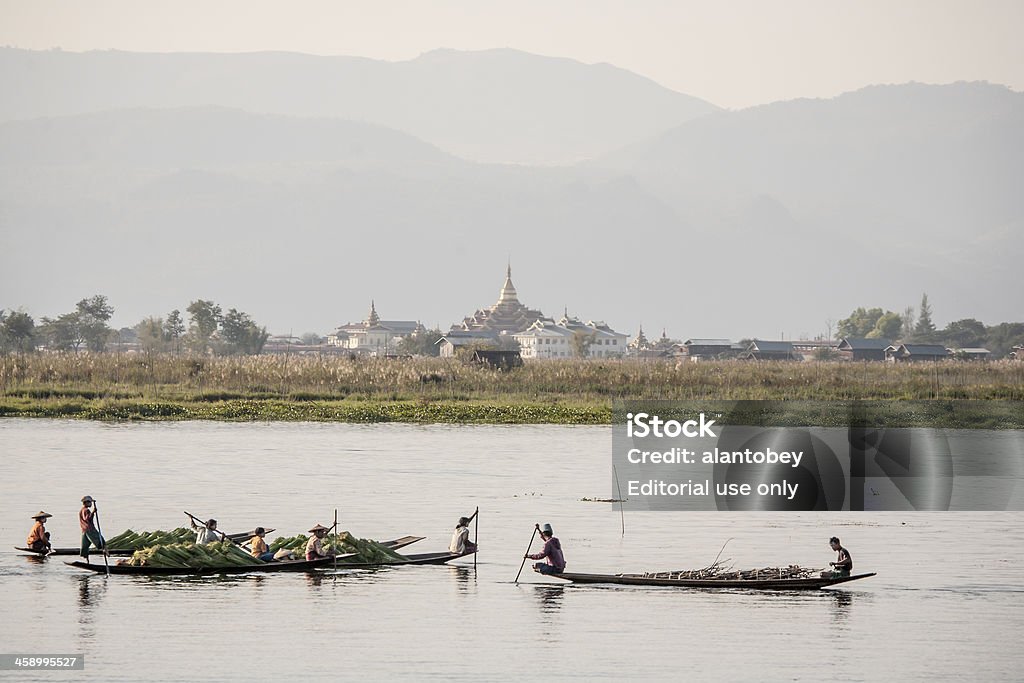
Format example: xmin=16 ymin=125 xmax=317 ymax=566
xmin=0 ymin=353 xmax=1021 ymax=423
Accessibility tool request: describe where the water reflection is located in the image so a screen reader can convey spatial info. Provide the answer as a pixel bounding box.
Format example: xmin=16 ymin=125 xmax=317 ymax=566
xmin=76 ymin=574 xmax=106 ymax=612
xmin=827 ymin=590 xmax=873 ymax=628
xmin=448 ymin=565 xmax=476 ymax=596
xmin=532 ymin=585 xmax=565 ymax=613
xmin=74 ymin=575 xmax=106 ymax=646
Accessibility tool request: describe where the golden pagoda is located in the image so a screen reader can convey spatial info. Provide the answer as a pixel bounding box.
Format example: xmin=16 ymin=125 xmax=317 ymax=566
xmin=454 ymin=264 xmax=546 ymax=334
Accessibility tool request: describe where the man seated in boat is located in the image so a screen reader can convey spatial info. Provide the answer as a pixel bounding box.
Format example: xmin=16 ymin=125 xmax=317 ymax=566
xmin=191 ymin=518 xmax=226 ymax=545
xmin=305 ymin=524 xmax=336 ymax=561
xmin=527 ymin=523 xmax=566 ymax=575
xmin=249 ymin=527 xmax=276 ymax=562
xmin=822 ymin=536 xmax=853 ymax=577
xmin=27 ymin=511 xmax=53 ymax=552
xmin=448 ymin=516 xmax=478 ymax=555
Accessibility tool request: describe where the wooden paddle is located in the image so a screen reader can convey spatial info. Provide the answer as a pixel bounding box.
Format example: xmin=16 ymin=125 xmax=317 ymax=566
xmin=91 ymin=500 xmax=111 ymax=577
xmin=472 ymin=506 xmax=479 ymax=569
xmin=514 ymin=523 xmax=540 ymax=584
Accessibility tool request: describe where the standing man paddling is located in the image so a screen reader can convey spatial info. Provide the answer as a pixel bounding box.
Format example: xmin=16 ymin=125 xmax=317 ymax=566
xmin=79 ymin=496 xmax=105 ymax=562
xmin=527 ymin=523 xmax=566 ymax=575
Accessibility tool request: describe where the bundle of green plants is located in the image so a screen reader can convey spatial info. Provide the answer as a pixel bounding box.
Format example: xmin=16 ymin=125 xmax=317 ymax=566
xmin=105 ymin=527 xmax=194 ymax=550
xmin=327 ymin=532 xmax=408 ymax=564
xmin=128 ymin=541 xmax=256 ymax=568
xmin=268 ymin=531 xmax=406 ymax=564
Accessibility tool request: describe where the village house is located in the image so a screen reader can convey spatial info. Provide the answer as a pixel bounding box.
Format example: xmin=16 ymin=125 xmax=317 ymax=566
xmin=836 ymin=338 xmax=892 ymax=361
xmin=885 ymin=343 xmax=949 ymax=362
xmin=947 ymin=347 xmax=992 ymax=361
xmin=1012 ymin=344 xmax=1024 ymax=360
xmin=679 ymin=338 xmax=734 ymax=360
xmin=435 ymin=331 xmax=503 ymax=358
xmin=790 ymin=339 xmax=840 ymax=360
xmin=470 ymin=349 xmax=523 ymax=370
xmin=743 ymin=340 xmax=799 ymax=361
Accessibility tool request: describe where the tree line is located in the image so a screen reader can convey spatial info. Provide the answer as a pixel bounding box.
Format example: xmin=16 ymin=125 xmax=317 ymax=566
xmin=837 ymin=293 xmax=1024 ymax=358
xmin=0 ymin=296 xmax=268 ymax=356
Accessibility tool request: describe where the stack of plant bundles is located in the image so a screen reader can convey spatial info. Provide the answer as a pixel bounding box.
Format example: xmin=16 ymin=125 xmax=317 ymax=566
xmin=268 ymin=531 xmax=407 ymax=564
xmin=106 ymin=528 xmax=195 ymax=550
xmin=128 ymin=541 xmax=257 ymax=568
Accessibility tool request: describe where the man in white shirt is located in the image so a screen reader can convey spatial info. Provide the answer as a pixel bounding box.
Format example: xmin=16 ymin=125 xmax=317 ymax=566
xmin=448 ymin=516 xmax=477 ymax=554
xmin=192 ymin=518 xmax=224 ymax=545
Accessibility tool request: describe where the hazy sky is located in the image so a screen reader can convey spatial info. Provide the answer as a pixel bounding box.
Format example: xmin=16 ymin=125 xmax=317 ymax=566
xmin=2 ymin=0 xmax=1022 ymax=108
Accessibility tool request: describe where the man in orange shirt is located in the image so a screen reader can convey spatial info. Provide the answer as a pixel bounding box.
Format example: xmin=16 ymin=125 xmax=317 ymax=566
xmin=27 ymin=511 xmax=52 ymax=552
xmin=249 ymin=527 xmax=276 ymax=563
xmin=79 ymin=495 xmax=105 ymax=560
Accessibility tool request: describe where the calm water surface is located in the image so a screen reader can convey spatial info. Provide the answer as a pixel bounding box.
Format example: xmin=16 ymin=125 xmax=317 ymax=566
xmin=1 ymin=420 xmax=1022 ymax=682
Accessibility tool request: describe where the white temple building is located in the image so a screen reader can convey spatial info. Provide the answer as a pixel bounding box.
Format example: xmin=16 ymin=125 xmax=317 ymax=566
xmin=327 ymin=301 xmax=422 ymax=355
xmin=514 ymin=312 xmax=627 ymax=359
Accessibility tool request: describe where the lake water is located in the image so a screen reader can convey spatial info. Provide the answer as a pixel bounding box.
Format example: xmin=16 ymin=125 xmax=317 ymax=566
xmin=2 ymin=419 xmax=1023 ymax=681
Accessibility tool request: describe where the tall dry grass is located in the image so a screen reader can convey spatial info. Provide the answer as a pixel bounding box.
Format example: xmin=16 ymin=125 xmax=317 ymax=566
xmin=1 ymin=353 xmax=1021 ymax=402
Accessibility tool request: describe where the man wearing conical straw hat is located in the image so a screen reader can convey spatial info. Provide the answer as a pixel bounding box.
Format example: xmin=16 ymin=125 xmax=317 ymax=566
xmin=26 ymin=511 xmax=52 ymax=553
xmin=305 ymin=524 xmax=336 ymax=562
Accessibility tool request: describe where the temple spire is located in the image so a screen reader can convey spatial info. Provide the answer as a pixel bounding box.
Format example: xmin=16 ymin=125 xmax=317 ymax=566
xmin=366 ymin=300 xmax=380 ymax=326
xmin=498 ymin=262 xmax=518 ymax=304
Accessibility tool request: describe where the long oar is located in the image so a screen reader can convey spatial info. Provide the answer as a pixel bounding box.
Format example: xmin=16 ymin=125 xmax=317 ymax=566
xmin=514 ymin=524 xmax=540 ymax=584
xmin=472 ymin=506 xmax=479 ymax=569
xmin=91 ymin=501 xmax=111 ymax=577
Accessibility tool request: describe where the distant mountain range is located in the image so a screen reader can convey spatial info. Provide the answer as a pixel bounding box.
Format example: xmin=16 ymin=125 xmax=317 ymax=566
xmin=0 ymin=47 xmax=717 ymax=164
xmin=0 ymin=47 xmax=1020 ymax=339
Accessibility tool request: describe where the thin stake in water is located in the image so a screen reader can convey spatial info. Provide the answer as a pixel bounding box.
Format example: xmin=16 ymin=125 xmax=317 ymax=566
xmin=613 ymin=464 xmax=625 ymax=536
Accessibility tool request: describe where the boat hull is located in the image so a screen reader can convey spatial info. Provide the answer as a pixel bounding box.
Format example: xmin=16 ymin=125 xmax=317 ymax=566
xmin=549 ymin=571 xmax=876 ymax=590
xmin=329 ymin=549 xmax=476 ymax=570
xmin=16 ymin=547 xmax=133 ymax=557
xmin=62 ymin=547 xmax=473 ymax=576
xmin=66 ymin=556 xmax=335 ymax=575
xmin=15 ymin=534 xmax=424 ymax=558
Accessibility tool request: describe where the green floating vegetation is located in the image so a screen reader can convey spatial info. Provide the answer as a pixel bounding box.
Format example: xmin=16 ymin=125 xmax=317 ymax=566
xmin=0 ymin=397 xmax=609 ymax=424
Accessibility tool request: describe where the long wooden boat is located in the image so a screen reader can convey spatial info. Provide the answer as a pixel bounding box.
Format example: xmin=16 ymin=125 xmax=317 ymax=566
xmin=64 ymin=548 xmax=475 ymax=576
xmin=329 ymin=548 xmax=476 ymax=570
xmin=548 ymin=571 xmax=876 ymax=590
xmin=15 ymin=534 xmax=424 ymax=558
xmin=65 ymin=555 xmax=340 ymax=576
xmin=16 ymin=546 xmax=134 ymax=557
